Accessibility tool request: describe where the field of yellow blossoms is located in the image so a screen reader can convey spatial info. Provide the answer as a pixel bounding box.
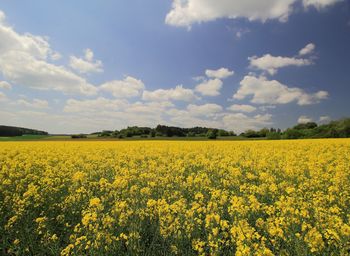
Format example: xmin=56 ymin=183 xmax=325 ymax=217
xmin=0 ymin=140 xmax=350 ymax=255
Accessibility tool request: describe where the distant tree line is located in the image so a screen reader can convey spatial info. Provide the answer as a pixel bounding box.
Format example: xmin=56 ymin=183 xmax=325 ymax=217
xmin=280 ymin=118 xmax=350 ymax=139
xmin=95 ymin=125 xmax=236 ymax=139
xmin=71 ymin=134 xmax=87 ymax=139
xmin=239 ymin=118 xmax=350 ymax=140
xmin=92 ymin=118 xmax=350 ymax=140
xmin=0 ymin=125 xmax=48 ymax=137
xmin=240 ymin=128 xmax=282 ymax=139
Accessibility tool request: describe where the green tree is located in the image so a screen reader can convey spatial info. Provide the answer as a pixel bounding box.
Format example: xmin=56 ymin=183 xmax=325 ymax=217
xmin=242 ymin=129 xmax=260 ymax=138
xmin=258 ymin=128 xmax=270 ymax=137
xmin=294 ymin=122 xmax=318 ymax=130
xmin=218 ymin=129 xmax=229 ymax=136
xmin=283 ymin=128 xmax=304 ymax=139
xmin=207 ymin=129 xmax=217 ymax=139
xmin=267 ymin=132 xmax=281 ymax=140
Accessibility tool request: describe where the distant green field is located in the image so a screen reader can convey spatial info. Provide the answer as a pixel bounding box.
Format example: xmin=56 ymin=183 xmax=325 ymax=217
xmin=42 ymin=135 xmax=71 ymax=140
xmin=0 ymin=135 xmax=50 ymax=141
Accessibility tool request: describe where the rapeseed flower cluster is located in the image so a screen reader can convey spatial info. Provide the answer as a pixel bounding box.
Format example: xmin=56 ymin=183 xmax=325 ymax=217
xmin=0 ymin=140 xmax=349 ymax=255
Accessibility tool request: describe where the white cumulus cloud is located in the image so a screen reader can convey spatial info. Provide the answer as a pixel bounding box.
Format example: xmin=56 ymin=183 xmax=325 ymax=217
xmin=64 ymin=97 xmax=128 ymax=113
xmin=195 ymin=79 xmax=223 ymax=96
xmin=223 ymin=113 xmax=272 ymax=133
xmin=100 ymin=76 xmax=145 ymax=98
xmin=303 ymin=0 xmax=343 ymax=9
xmin=69 ymin=48 xmax=103 ymax=74
xmin=142 ymin=85 xmax=197 ymax=102
xmin=0 ymin=81 xmax=11 ymax=89
xmin=165 ymin=0 xmax=343 ymax=27
xmin=0 ymin=52 xmax=98 ymax=95
xmin=205 ymin=68 xmax=234 ymax=79
xmin=249 ymin=52 xmax=313 ymax=76
xmin=299 ymin=43 xmax=316 ymax=56
xmin=227 ymin=104 xmax=257 ymax=113
xmin=0 ymin=11 xmax=97 ymax=95
xmin=187 ymin=103 xmax=223 ymax=117
xmin=85 ymin=48 xmax=94 ymax=61
xmin=233 ymin=75 xmax=328 ymax=105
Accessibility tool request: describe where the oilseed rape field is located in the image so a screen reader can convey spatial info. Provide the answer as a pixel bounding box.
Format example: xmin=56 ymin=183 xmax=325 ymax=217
xmin=1 ymin=140 xmax=350 ymax=255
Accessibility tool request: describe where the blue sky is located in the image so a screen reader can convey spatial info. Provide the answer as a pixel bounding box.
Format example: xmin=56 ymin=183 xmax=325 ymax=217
xmin=0 ymin=0 xmax=349 ymax=134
